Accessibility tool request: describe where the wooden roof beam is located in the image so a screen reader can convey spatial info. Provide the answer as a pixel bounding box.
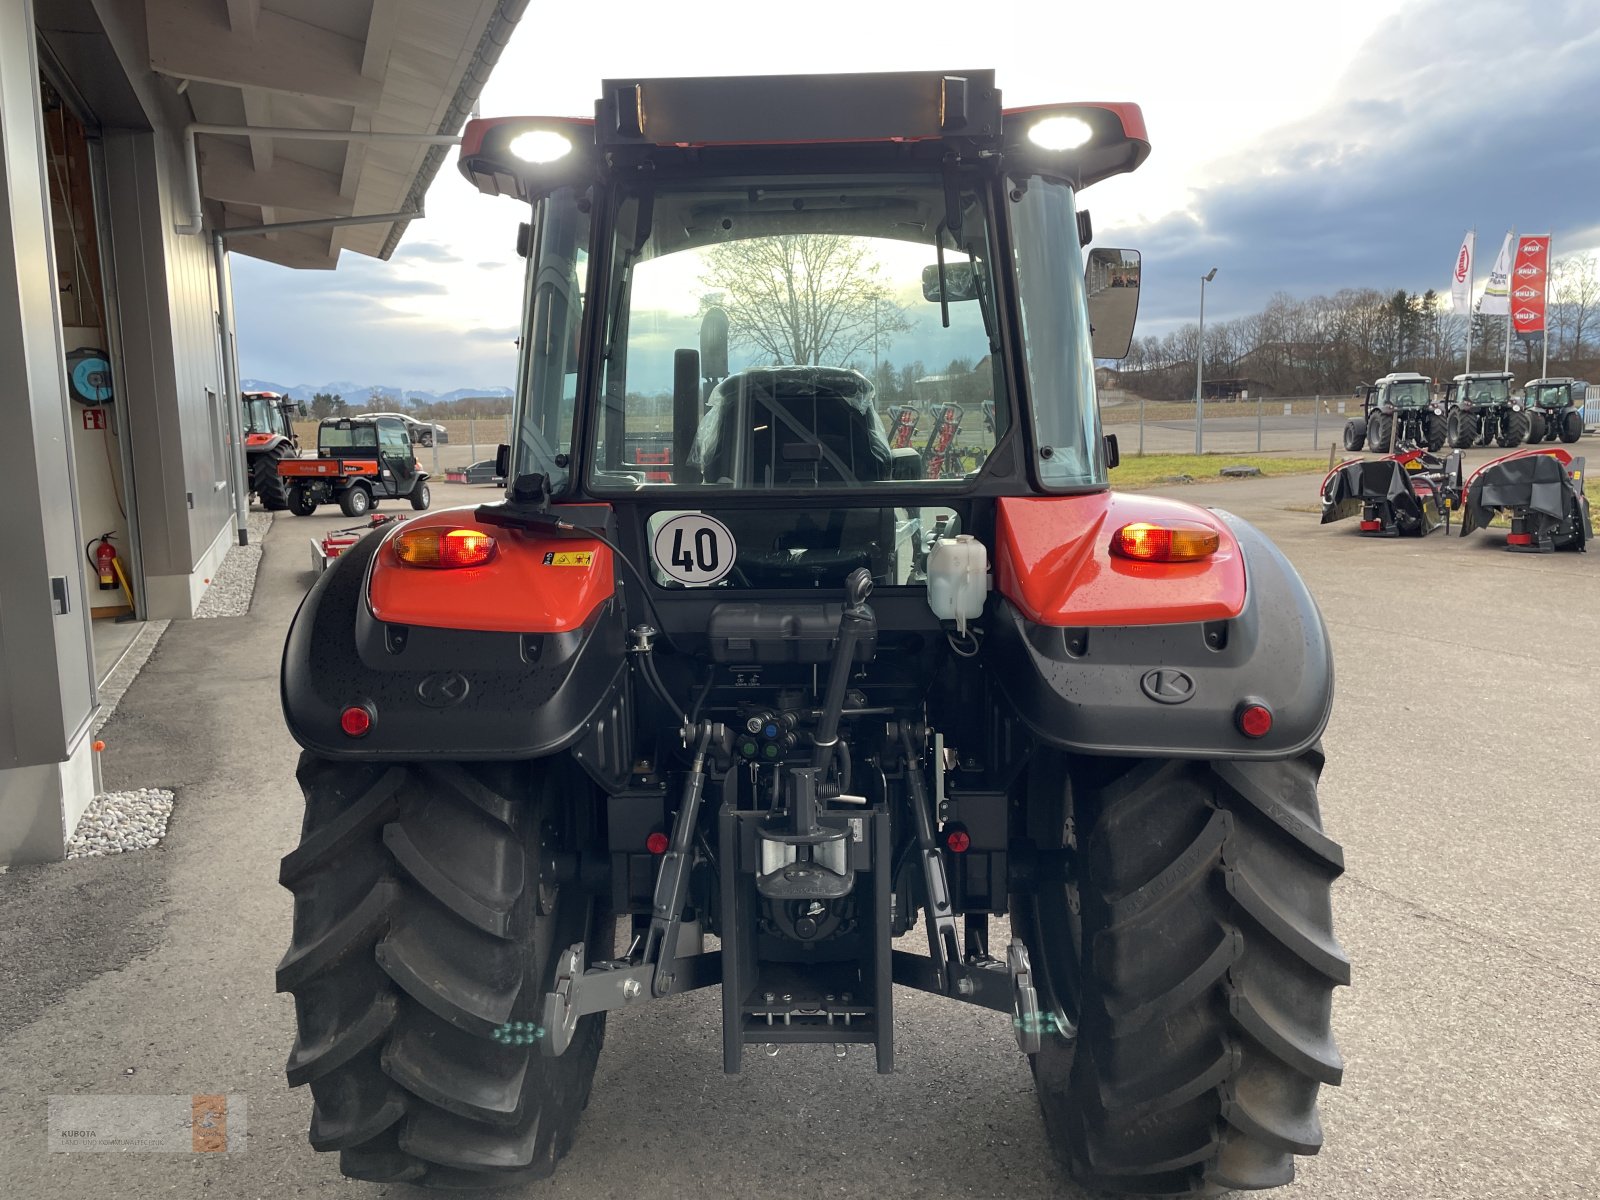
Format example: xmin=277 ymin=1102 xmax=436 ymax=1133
xmin=146 ymin=0 xmax=382 ymax=107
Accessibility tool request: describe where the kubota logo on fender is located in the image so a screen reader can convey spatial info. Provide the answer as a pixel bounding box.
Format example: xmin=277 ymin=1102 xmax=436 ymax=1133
xmin=1140 ymin=668 xmax=1196 ymax=704
xmin=417 ymin=672 xmax=470 ymax=708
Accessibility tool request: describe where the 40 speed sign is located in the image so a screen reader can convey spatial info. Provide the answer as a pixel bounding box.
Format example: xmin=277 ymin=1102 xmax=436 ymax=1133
xmin=651 ymin=513 xmax=737 ymax=586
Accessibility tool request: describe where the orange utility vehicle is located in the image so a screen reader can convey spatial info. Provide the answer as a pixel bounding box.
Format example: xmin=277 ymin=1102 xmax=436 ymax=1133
xmin=278 ymin=414 xmax=432 ymax=517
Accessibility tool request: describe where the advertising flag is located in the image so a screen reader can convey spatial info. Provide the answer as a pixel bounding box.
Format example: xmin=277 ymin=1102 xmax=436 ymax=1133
xmin=1478 ymin=232 xmax=1514 ymax=314
xmin=1510 ymin=235 xmax=1550 ymax=334
xmin=1450 ymin=230 xmax=1475 ymax=312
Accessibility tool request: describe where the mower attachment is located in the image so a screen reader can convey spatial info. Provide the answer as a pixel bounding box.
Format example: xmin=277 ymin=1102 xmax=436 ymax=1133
xmin=1457 ymin=448 xmax=1591 ymax=552
xmin=1320 ymin=449 xmax=1462 ymax=537
xmin=309 ymin=513 xmax=409 ymax=574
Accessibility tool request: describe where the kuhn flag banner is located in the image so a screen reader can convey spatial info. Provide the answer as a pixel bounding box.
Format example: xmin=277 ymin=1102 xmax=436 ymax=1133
xmin=1511 ymin=235 xmax=1550 ymax=334
xmin=1450 ymin=230 xmax=1475 ymax=312
xmin=1479 ymin=232 xmax=1514 ymax=314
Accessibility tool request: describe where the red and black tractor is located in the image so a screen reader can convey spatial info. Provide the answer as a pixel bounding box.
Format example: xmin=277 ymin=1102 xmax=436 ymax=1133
xmin=277 ymin=72 xmax=1345 ymax=1196
xmin=278 ymin=414 xmax=432 ymax=518
xmin=241 ymin=390 xmax=303 ymax=510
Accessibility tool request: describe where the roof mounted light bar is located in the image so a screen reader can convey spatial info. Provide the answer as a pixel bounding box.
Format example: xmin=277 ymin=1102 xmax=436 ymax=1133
xmin=596 ymin=70 xmax=1000 ymax=147
xmin=457 ymin=74 xmax=1152 ymax=201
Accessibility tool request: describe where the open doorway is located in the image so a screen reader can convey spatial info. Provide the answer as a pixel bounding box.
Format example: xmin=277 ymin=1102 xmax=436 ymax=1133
xmin=42 ymin=77 xmax=141 ymax=681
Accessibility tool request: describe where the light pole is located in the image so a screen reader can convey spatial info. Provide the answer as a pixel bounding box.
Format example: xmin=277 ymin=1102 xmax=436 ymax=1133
xmin=1194 ymin=267 xmax=1217 ymax=454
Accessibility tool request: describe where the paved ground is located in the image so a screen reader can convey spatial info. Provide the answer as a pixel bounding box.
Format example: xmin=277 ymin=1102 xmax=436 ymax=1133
xmin=1 ymin=473 xmax=1597 ymax=1198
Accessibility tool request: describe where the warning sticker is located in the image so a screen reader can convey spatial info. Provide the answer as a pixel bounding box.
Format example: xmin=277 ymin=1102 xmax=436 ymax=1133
xmin=542 ymin=551 xmax=595 ymax=567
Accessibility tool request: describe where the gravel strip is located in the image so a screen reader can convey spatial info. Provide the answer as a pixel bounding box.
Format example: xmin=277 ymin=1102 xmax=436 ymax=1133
xmin=66 ymin=788 xmax=175 ymax=859
xmin=195 ymin=509 xmax=274 ymax=618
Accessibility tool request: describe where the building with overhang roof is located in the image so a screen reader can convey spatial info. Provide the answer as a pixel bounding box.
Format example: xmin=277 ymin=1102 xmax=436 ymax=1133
xmin=1 ymin=0 xmax=527 ymax=863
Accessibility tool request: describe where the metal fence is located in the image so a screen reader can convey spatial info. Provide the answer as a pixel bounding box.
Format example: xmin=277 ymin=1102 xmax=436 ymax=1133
xmin=1099 ymin=393 xmax=1367 ymax=457
xmin=1103 ymin=389 xmax=1600 ymax=457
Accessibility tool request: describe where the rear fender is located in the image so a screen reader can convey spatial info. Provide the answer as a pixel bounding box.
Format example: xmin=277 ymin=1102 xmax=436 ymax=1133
xmin=988 ymin=511 xmax=1332 ymax=759
xmin=280 ymin=524 xmax=629 ymax=774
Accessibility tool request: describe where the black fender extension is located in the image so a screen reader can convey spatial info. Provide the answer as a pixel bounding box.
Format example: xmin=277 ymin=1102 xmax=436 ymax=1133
xmin=280 ymin=530 xmax=630 ymax=775
xmin=987 ymin=512 xmax=1333 ymax=760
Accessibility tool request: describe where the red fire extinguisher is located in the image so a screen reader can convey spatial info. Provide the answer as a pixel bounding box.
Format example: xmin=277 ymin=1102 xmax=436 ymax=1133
xmin=87 ymin=533 xmax=120 ymax=591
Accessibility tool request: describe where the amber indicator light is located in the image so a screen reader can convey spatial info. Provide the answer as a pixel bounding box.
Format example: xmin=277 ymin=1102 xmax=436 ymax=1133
xmin=395 ymin=528 xmax=497 ymax=569
xmin=1112 ymin=521 xmax=1220 ymax=562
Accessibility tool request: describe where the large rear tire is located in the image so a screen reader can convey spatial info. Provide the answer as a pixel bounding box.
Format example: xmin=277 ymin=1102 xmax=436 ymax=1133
xmin=1366 ymin=413 xmax=1391 ymax=453
xmin=252 ymin=443 xmax=293 ymax=511
xmin=1341 ymin=419 xmax=1365 ymax=452
xmin=1528 ymin=412 xmax=1547 ymax=444
xmin=278 ymin=756 xmax=612 ymax=1188
xmin=1498 ymin=409 xmax=1529 ymax=448
xmin=1422 ymin=411 xmax=1446 ymax=452
xmin=1561 ymin=409 xmax=1583 ymax=443
xmin=1015 ymin=748 xmax=1348 ymax=1197
xmin=1456 ymin=410 xmax=1481 ymax=450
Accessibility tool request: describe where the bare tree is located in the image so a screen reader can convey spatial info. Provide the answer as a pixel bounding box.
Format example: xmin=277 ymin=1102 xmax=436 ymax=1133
xmin=1551 ymin=253 xmax=1599 ymax=366
xmin=700 ymin=235 xmax=912 ymax=367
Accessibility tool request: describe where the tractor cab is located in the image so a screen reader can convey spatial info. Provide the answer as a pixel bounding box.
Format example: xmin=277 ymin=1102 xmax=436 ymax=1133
xmin=241 ymin=390 xmax=300 ymax=443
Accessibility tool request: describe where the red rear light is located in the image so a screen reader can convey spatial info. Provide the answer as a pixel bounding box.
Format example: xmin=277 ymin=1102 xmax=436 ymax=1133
xmin=1507 ymin=532 xmax=1533 ymax=545
xmin=394 ymin=527 xmax=497 ymax=569
xmin=944 ymin=827 xmax=971 ymax=854
xmin=1359 ymin=519 xmax=1383 ymax=531
xmin=1112 ymin=521 xmax=1220 ymax=562
xmin=340 ymin=705 xmax=373 ymax=737
xmin=645 ymin=832 xmax=670 ymax=855
xmin=1237 ymin=703 xmax=1273 ymax=739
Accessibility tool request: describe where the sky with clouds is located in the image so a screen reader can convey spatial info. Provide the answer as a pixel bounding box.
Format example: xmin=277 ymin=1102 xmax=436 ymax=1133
xmin=229 ymin=0 xmax=1600 ymax=394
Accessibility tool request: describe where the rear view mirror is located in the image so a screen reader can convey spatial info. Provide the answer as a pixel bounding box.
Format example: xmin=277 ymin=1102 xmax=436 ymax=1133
xmin=921 ymin=262 xmax=981 ymax=303
xmin=1085 ymin=248 xmax=1140 ymax=359
xmin=495 ymin=443 xmax=511 ymax=481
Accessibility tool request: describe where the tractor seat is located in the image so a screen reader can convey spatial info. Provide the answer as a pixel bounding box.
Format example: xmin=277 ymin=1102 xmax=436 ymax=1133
xmin=692 ymin=367 xmax=893 ymax=488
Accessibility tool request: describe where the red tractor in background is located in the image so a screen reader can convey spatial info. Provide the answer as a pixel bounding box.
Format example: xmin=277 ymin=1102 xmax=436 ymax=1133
xmin=276 ymin=72 xmax=1345 ymax=1196
xmin=242 ymin=390 xmax=303 ymax=510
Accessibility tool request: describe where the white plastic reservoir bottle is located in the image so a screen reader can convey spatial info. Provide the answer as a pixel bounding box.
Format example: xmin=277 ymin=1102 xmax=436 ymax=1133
xmin=926 ymin=534 xmax=989 ymax=635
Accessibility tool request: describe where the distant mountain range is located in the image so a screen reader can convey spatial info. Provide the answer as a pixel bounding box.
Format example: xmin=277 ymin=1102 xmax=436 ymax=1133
xmin=240 ymin=379 xmax=514 ymax=405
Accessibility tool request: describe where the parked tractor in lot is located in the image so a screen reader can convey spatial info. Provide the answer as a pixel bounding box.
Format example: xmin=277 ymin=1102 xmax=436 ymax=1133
xmin=1522 ymin=377 xmax=1586 ymax=444
xmin=1442 ymin=372 xmax=1529 ymax=448
xmin=1320 ymin=448 xmax=1462 ymax=537
xmin=241 ymin=390 xmax=302 ymax=510
xmin=278 ymin=415 xmax=432 ymax=518
xmin=1457 ymin=447 xmax=1590 ymax=551
xmin=276 ymin=72 xmax=1346 ymax=1196
xmin=1343 ymin=372 xmax=1445 ymax=452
